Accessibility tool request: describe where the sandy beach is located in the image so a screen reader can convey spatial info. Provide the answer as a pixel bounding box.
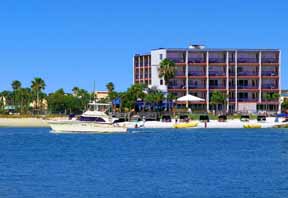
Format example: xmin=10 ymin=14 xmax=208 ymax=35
xmin=0 ymin=118 xmax=49 ymax=128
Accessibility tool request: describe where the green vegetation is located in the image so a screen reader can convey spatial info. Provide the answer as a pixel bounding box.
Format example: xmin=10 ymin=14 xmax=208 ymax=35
xmin=158 ymin=58 xmax=176 ymax=84
xmin=0 ymin=77 xmax=284 ymax=118
xmin=0 ymin=78 xmax=92 ymax=116
xmin=282 ymin=100 xmax=288 ymax=111
xmin=47 ymin=88 xmax=90 ymax=114
xmin=210 ymin=91 xmax=227 ymax=113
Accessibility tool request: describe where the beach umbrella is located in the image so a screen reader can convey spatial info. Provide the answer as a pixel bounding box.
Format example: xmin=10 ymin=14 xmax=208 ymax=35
xmin=177 ymin=94 xmax=205 ymax=102
xmin=177 ymin=94 xmax=205 ymax=108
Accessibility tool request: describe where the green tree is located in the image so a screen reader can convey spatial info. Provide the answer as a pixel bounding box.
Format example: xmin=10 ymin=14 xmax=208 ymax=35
xmin=158 ymin=58 xmax=176 ymax=85
xmin=263 ymin=92 xmax=280 ymax=111
xmin=282 ymin=100 xmax=288 ymax=111
xmin=11 ymin=80 xmax=22 ymax=111
xmin=105 ymin=82 xmax=118 ymax=101
xmin=11 ymin=80 xmax=21 ymax=91
xmin=47 ymin=88 xmax=90 ymax=114
xmin=72 ymin=86 xmax=80 ymax=96
xmin=106 ymin=82 xmax=115 ymax=93
xmin=210 ymin=91 xmax=227 ymax=113
xmin=17 ymin=88 xmax=32 ymax=114
xmin=31 ymin=77 xmax=46 ymax=112
xmin=119 ymin=84 xmax=146 ymax=111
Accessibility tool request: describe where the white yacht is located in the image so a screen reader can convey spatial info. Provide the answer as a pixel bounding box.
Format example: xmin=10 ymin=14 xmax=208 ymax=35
xmin=48 ymin=102 xmax=127 ymax=133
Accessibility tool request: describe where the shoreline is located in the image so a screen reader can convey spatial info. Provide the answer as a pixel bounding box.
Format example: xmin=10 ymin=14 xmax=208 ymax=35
xmin=0 ymin=118 xmax=49 ymax=128
xmin=0 ymin=117 xmax=287 ymax=129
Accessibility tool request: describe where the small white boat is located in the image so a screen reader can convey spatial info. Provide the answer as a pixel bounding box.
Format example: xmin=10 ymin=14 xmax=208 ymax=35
xmin=48 ymin=102 xmax=127 ymax=133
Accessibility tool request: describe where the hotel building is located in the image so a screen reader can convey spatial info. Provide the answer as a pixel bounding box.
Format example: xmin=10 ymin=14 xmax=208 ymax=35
xmin=133 ymin=45 xmax=281 ymax=113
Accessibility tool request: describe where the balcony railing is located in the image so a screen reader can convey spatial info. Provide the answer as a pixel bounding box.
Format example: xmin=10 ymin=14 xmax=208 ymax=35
xmin=168 ymin=85 xmax=185 ymax=89
xmin=209 ymin=71 xmax=226 ymax=76
xmin=176 ymin=71 xmax=186 ymax=76
xmin=237 ymin=58 xmax=258 ymax=63
xmin=262 ymin=58 xmax=278 ymax=63
xmin=237 ymin=98 xmax=258 ymax=102
xmin=238 ymin=71 xmax=258 ymax=76
xmin=188 ymin=71 xmax=206 ymax=76
xmin=262 ymin=84 xmax=278 ymax=89
xmin=262 ymin=71 xmax=278 ymax=76
xmin=262 ymin=99 xmax=279 ymax=102
xmin=189 ymin=84 xmax=206 ymax=89
xmin=238 ymin=85 xmax=258 ymax=89
xmin=188 ymin=58 xmax=205 ymax=63
xmin=169 ymin=58 xmax=185 ymax=63
xmin=209 ymin=85 xmax=226 ymax=89
xmin=229 ymin=58 xmax=235 ymax=62
xmin=209 ymin=58 xmax=226 ymax=63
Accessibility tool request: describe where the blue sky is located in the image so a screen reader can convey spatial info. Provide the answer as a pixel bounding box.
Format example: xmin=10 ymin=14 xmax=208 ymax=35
xmin=0 ymin=0 xmax=287 ymax=93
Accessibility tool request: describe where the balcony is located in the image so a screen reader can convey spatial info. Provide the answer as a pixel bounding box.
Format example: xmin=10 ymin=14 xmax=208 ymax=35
xmin=237 ymin=85 xmax=258 ymax=89
xmin=209 ymin=58 xmax=225 ymax=63
xmin=237 ymin=98 xmax=258 ymax=102
xmin=262 ymin=99 xmax=279 ymax=103
xmin=188 ymin=58 xmax=206 ymax=63
xmin=238 ymin=71 xmax=258 ymax=76
xmin=175 ymin=71 xmax=186 ymax=76
xmin=229 ymin=58 xmax=235 ymax=62
xmin=262 ymin=84 xmax=278 ymax=89
xmin=209 ymin=71 xmax=226 ymax=76
xmin=144 ymin=74 xmax=150 ymax=79
xmin=262 ymin=58 xmax=278 ymax=63
xmin=189 ymin=84 xmax=206 ymax=89
xmin=262 ymin=71 xmax=278 ymax=76
xmin=237 ymin=58 xmax=258 ymax=63
xmin=168 ymin=85 xmax=186 ymax=90
xmin=188 ymin=71 xmax=206 ymax=76
xmin=209 ymin=85 xmax=226 ymax=89
xmin=169 ymin=58 xmax=185 ymax=63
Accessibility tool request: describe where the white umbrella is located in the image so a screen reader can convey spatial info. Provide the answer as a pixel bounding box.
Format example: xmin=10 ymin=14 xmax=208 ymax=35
xmin=177 ymin=94 xmax=205 ymax=102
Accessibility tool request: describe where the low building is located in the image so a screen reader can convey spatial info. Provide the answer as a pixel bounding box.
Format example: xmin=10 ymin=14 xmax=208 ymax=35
xmin=95 ymin=91 xmax=109 ymax=101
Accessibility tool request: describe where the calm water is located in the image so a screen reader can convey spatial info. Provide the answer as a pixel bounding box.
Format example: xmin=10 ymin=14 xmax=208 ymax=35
xmin=0 ymin=128 xmax=288 ymax=198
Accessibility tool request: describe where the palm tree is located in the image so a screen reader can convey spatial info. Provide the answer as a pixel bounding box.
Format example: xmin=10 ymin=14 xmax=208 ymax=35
xmin=11 ymin=80 xmax=22 ymax=112
xmin=210 ymin=91 xmax=227 ymax=113
xmin=31 ymin=77 xmax=46 ymax=112
xmin=158 ymin=59 xmax=176 ymax=85
xmin=264 ymin=93 xmax=280 ymax=112
xmin=72 ymin=86 xmax=80 ymax=96
xmin=106 ymin=82 xmax=115 ymax=93
xmin=11 ymin=80 xmax=22 ymax=91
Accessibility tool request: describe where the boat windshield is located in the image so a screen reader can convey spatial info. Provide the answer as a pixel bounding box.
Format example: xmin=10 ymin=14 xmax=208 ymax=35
xmin=79 ymin=116 xmax=106 ymax=122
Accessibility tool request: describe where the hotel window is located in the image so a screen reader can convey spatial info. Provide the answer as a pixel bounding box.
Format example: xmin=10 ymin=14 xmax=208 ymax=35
xmin=160 ymin=79 xmax=163 ymax=85
xmin=160 ymin=54 xmax=163 ymax=60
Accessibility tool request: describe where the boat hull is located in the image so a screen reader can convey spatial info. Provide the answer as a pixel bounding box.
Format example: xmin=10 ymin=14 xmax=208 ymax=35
xmin=48 ymin=121 xmax=127 ymax=133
